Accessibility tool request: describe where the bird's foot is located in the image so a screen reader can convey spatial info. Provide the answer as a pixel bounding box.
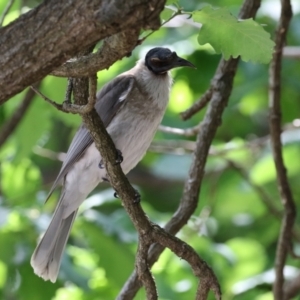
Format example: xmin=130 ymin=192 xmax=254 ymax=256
xmin=115 ymin=149 xmax=123 ymax=165
xmin=113 ymin=189 xmax=140 ymax=203
xmin=133 ymin=190 xmax=141 ymax=204
xmin=98 ymin=149 xmax=123 ymax=169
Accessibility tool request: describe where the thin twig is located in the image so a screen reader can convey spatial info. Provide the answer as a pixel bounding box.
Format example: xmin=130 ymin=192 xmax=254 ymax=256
xmin=151 ymin=226 xmax=221 ymax=300
xmin=180 ymin=87 xmax=213 ymax=121
xmin=268 ymin=0 xmax=295 ymax=299
xmin=30 ymin=86 xmax=65 ymax=111
xmin=135 ymin=238 xmax=157 ymax=300
xmin=0 ymin=0 xmax=15 ymax=27
xmin=158 ymin=124 xmax=200 ymax=137
xmin=0 ymin=82 xmax=40 ymax=148
xmin=139 ymin=8 xmax=183 ymax=42
xmin=31 ymin=76 xmax=97 ymax=114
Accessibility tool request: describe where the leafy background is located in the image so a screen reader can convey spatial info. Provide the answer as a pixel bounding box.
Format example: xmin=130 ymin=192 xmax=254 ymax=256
xmin=1 ymin=0 xmax=300 ymax=299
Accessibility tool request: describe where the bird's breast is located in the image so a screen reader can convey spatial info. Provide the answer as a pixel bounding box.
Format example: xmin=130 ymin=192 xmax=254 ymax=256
xmin=107 ymin=93 xmax=168 ymax=174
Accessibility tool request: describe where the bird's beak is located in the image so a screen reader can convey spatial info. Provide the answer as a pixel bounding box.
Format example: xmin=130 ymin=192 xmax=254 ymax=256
xmin=174 ymin=56 xmax=196 ymax=69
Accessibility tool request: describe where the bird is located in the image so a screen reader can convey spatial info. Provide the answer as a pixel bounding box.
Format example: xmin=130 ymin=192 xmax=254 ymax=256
xmin=31 ymin=47 xmax=195 ymax=282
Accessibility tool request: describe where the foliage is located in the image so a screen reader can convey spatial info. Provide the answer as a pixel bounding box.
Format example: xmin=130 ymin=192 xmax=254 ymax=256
xmin=1 ymin=0 xmax=300 ymax=300
xmin=192 ymin=6 xmax=275 ymax=63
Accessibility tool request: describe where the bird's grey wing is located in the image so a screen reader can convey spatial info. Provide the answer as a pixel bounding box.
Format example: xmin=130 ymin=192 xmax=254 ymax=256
xmin=46 ymin=75 xmax=136 ymax=199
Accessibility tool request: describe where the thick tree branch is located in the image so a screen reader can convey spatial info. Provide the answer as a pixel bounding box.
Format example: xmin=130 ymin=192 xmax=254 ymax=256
xmin=0 ymin=0 xmax=165 ymax=104
xmin=50 ymin=30 xmax=140 ymax=78
xmin=118 ymin=0 xmax=262 ymax=298
xmin=268 ymin=1 xmax=295 ymax=299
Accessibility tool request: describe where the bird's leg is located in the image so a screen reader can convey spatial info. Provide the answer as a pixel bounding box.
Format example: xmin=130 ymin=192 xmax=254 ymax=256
xmin=99 ymin=149 xmax=123 ymax=169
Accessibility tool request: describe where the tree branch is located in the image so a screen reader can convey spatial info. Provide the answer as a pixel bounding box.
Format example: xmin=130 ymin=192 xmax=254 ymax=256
xmin=50 ymin=29 xmax=140 ymax=78
xmin=0 ymin=0 xmax=165 ymax=104
xmin=135 ymin=238 xmax=157 ymax=299
xmin=269 ymin=1 xmax=296 ymax=299
xmin=180 ymin=87 xmax=213 ymax=121
xmin=158 ymin=124 xmax=201 ymax=137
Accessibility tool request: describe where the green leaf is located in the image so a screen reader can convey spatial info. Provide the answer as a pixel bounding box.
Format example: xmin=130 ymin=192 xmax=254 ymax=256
xmin=192 ymin=6 xmax=275 ymax=64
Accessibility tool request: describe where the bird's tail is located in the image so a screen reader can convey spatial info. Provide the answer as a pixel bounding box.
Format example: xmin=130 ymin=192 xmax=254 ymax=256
xmin=31 ymin=199 xmax=78 ymax=283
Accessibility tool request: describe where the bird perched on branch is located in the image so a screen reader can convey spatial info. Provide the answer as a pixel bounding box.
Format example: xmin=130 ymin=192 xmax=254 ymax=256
xmin=31 ymin=47 xmax=195 ymax=282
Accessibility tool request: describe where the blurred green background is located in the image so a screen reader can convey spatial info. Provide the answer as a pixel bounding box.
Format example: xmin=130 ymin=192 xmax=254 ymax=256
xmin=1 ymin=0 xmax=300 ymax=299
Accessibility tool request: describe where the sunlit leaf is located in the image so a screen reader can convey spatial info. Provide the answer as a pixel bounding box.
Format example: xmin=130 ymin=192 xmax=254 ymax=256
xmin=192 ymin=6 xmax=275 ymax=63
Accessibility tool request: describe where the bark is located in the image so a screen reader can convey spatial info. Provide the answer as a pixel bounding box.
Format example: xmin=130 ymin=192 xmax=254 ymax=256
xmin=0 ymin=0 xmax=165 ymax=104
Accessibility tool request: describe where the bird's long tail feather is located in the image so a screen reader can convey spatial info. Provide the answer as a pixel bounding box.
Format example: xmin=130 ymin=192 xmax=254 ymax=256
xmin=31 ymin=199 xmax=78 ymax=283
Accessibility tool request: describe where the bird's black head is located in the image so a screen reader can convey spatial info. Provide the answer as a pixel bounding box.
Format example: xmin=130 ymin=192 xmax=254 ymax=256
xmin=145 ymin=47 xmax=196 ymax=75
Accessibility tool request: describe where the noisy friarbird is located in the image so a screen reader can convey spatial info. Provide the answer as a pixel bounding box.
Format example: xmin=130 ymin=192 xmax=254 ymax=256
xmin=31 ymin=47 xmax=195 ymax=282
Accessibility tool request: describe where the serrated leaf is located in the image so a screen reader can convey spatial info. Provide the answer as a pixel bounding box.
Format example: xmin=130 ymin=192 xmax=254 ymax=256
xmin=192 ymin=6 xmax=275 ymax=64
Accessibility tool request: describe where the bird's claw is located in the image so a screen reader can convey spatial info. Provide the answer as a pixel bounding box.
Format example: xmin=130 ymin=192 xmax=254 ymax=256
xmin=99 ymin=150 xmax=123 ymax=169
xmin=133 ymin=190 xmax=141 ymax=204
xmin=115 ymin=149 xmax=123 ymax=165
xmin=113 ymin=189 xmax=140 ymax=203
